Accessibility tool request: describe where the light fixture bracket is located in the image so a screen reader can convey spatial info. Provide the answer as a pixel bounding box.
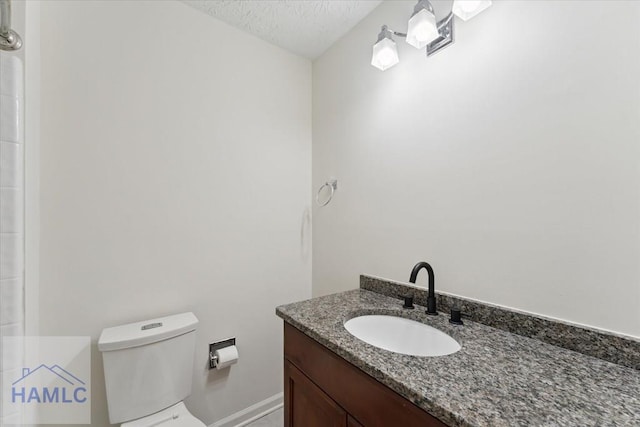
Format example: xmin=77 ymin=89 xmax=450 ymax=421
xmin=426 ymin=13 xmax=455 ymax=57
xmin=376 ymin=25 xmax=394 ymax=42
xmin=412 ymin=0 xmax=435 ymax=17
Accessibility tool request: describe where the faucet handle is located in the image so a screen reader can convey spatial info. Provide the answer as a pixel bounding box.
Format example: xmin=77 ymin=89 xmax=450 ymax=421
xmin=400 ymin=295 xmax=415 ymax=309
xmin=449 ymin=306 xmax=464 ymax=325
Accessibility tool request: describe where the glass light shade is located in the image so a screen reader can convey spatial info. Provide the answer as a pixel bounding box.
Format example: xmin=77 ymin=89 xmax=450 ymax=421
xmin=406 ymin=8 xmax=439 ymax=49
xmin=371 ymin=37 xmax=399 ymax=71
xmin=452 ymin=0 xmax=492 ymax=21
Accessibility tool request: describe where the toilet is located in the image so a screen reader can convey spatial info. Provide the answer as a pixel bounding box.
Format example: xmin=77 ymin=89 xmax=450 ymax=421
xmin=98 ymin=312 xmax=205 ymax=426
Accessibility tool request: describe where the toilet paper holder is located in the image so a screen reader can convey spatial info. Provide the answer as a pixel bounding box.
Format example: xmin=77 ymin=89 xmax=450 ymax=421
xmin=209 ymin=337 xmax=236 ymax=369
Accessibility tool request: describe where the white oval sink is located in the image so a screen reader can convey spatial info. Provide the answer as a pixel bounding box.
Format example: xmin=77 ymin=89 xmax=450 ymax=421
xmin=344 ymin=315 xmax=461 ymax=357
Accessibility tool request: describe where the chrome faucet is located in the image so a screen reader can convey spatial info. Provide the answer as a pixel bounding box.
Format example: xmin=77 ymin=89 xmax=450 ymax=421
xmin=409 ymin=261 xmax=438 ymax=315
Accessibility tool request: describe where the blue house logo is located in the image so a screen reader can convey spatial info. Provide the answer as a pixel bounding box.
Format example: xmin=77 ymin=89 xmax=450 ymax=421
xmin=2 ymin=336 xmax=91 ymax=424
xmin=12 ymin=365 xmax=88 ymax=404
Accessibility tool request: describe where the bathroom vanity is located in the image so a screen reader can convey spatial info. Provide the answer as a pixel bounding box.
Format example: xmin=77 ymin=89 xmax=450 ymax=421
xmin=277 ymin=276 xmax=640 ymax=427
xmin=284 ymin=323 xmax=444 ymax=426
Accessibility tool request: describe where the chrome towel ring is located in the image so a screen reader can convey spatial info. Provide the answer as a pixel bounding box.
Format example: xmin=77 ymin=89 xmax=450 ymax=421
xmin=316 ymin=179 xmax=338 ymax=207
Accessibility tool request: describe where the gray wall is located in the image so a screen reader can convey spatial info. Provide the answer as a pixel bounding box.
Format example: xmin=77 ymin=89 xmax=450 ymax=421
xmin=313 ymin=0 xmax=640 ymax=337
xmin=38 ymin=1 xmax=312 ymax=425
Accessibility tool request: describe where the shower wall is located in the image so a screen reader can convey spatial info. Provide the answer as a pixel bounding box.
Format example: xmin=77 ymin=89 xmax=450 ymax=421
xmin=0 ymin=52 xmax=24 ymax=425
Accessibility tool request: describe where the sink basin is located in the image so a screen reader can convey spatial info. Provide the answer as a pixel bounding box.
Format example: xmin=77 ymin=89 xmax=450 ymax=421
xmin=344 ymin=315 xmax=461 ymax=357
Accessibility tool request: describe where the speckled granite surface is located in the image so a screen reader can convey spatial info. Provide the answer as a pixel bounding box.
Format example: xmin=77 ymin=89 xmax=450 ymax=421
xmin=361 ymin=275 xmax=640 ymax=370
xmin=276 ymin=289 xmax=640 ymax=427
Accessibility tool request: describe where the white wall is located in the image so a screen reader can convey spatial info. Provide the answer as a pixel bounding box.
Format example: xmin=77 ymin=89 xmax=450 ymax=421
xmin=313 ymin=1 xmax=640 ymax=337
xmin=38 ymin=1 xmax=311 ymax=426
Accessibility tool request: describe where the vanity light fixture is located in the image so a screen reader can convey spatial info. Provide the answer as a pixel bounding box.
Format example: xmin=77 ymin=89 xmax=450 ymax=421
xmin=371 ymin=25 xmax=400 ymax=71
xmin=371 ymin=0 xmax=491 ymax=71
xmin=452 ymin=0 xmax=492 ymax=21
xmin=406 ymin=0 xmax=439 ymax=49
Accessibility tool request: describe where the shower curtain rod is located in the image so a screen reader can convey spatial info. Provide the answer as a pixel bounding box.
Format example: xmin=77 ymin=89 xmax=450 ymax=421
xmin=0 ymin=0 xmax=22 ymax=51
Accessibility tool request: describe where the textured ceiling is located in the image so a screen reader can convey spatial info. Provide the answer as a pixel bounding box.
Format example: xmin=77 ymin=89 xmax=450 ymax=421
xmin=183 ymin=0 xmax=384 ymax=59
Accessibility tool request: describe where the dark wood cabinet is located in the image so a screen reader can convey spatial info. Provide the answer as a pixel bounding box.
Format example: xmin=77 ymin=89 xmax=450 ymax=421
xmin=347 ymin=415 xmax=364 ymax=427
xmin=284 ymin=323 xmax=447 ymax=427
xmin=285 ymin=360 xmax=347 ymax=427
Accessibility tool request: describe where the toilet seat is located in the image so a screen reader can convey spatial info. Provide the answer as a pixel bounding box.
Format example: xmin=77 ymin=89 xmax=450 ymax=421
xmin=122 ymin=402 xmax=205 ymax=427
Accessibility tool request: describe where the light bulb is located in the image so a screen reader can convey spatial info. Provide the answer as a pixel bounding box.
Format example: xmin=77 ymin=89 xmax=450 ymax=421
xmin=452 ymin=0 xmax=492 ymax=21
xmin=371 ymin=37 xmax=399 ymax=71
xmin=413 ymin=22 xmax=433 ymax=42
xmin=377 ymin=49 xmax=395 ymax=67
xmin=406 ymin=8 xmax=439 ymax=49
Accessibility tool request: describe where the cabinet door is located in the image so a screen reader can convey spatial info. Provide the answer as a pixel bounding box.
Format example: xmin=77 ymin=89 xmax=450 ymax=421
xmin=348 ymin=415 xmax=364 ymax=427
xmin=285 ymin=360 xmax=347 ymax=427
xmin=284 ymin=323 xmax=447 ymax=427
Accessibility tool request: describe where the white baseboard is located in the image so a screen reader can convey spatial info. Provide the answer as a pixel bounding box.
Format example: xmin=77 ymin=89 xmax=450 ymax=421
xmin=209 ymin=393 xmax=283 ymax=427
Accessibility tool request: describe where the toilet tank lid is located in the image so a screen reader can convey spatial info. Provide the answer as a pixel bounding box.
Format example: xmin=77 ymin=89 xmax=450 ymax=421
xmin=98 ymin=312 xmax=198 ymax=352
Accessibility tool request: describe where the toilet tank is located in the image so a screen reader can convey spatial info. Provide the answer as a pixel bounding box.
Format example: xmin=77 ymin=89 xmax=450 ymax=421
xmin=98 ymin=312 xmax=199 ymax=424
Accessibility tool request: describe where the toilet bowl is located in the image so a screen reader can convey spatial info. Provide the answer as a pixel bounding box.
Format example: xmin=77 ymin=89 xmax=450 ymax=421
xmin=98 ymin=312 xmax=205 ymax=427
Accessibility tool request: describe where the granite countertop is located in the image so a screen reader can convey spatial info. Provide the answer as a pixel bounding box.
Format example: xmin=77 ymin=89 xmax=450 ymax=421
xmin=276 ymin=289 xmax=640 ymax=427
